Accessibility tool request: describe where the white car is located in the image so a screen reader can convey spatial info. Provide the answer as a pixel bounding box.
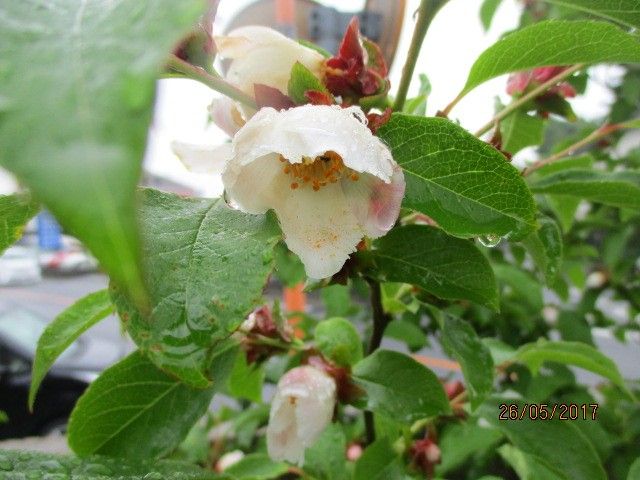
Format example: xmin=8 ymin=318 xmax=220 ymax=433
xmin=0 ymin=246 xmax=41 ymax=286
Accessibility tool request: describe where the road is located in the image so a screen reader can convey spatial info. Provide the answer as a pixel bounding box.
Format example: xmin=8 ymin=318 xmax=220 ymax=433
xmin=0 ymin=273 xmax=121 ymax=344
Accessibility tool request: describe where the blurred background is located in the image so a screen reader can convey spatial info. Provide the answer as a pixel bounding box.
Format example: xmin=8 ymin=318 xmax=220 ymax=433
xmin=0 ymin=0 xmax=638 ymax=451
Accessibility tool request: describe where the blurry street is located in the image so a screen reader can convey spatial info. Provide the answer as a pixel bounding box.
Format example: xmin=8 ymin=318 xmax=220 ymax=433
xmin=0 ymin=273 xmax=121 ymax=344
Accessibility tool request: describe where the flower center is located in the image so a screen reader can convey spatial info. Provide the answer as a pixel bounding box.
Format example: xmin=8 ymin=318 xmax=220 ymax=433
xmin=280 ymin=151 xmax=359 ymax=191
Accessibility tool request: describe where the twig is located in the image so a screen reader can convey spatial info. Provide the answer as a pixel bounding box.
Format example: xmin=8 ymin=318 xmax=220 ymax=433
xmin=363 ymin=279 xmax=392 ymax=444
xmin=474 ymin=63 xmax=584 ymax=137
xmin=521 ymin=121 xmax=632 ymax=176
xmin=393 ymin=0 xmax=449 ymax=112
xmin=166 ymin=54 xmax=258 ymax=110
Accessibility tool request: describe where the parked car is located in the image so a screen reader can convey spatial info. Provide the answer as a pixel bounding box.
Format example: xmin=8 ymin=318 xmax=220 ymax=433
xmin=0 ymin=246 xmax=41 ymax=286
xmin=0 ymin=308 xmax=128 ymax=438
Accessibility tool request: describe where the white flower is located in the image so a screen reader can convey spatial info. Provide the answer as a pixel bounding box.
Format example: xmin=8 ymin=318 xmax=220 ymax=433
xmin=215 ymin=26 xmax=325 ymax=98
xmin=215 ymin=450 xmax=244 ymax=472
xmin=222 ymin=104 xmax=405 ymax=279
xmin=267 ymin=366 xmax=337 ymax=465
xmin=209 ymin=26 xmax=325 ymax=133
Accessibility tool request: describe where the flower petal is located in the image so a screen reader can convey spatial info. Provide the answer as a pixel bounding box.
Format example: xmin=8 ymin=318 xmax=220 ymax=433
xmin=171 ymin=141 xmax=231 ymax=175
xmin=267 ymin=366 xmax=336 ymax=465
xmin=270 ymin=181 xmax=363 ymax=278
xmin=222 ymin=153 xmax=284 ymax=214
xmin=208 ymin=96 xmax=244 ymax=137
xmin=341 ymin=166 xmax=405 ymax=238
xmin=230 ymin=105 xmax=395 ymax=182
xmin=215 ymin=26 xmax=324 ymax=96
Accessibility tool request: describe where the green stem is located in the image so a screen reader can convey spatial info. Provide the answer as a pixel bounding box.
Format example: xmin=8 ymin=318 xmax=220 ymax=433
xmin=364 ymin=279 xmax=392 ymax=444
xmin=393 ymin=0 xmax=449 ymax=112
xmin=166 ymin=54 xmax=258 ymax=110
xmin=474 ymin=63 xmax=584 ymax=137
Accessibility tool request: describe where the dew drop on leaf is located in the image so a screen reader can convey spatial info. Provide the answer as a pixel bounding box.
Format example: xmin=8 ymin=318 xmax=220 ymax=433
xmin=143 ymin=472 xmax=164 ymax=480
xmin=478 ymin=234 xmax=502 ymax=248
xmin=82 ymin=463 xmax=112 ymax=475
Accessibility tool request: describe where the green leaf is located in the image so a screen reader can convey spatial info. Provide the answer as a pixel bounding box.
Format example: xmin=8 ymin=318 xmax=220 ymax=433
xmin=628 ymin=457 xmax=640 ymax=480
xmin=441 ymin=316 xmax=494 ymax=409
xmin=498 ymin=444 xmax=565 ymax=480
xmin=494 ymin=264 xmax=543 ymax=311
xmin=534 ymin=155 xmax=594 ymax=231
xmin=351 ymin=349 xmax=451 ymax=423
xmin=227 ymin=351 xmax=264 ymax=403
xmin=68 ymin=344 xmax=237 ymax=459
xmin=482 ymin=337 xmax=517 ymax=366
xmin=480 ymin=0 xmax=504 ymax=31
xmin=462 ymin=20 xmax=640 ymax=95
xmin=0 ymin=450 xmax=221 ymax=479
xmin=530 ymin=170 xmax=640 ymax=210
xmin=288 ymin=61 xmax=330 ymax=104
xmin=534 ymin=154 xmax=594 ymax=177
xmin=542 ymin=0 xmax=640 ymax=30
xmin=224 ymin=453 xmax=289 ymax=480
xmin=304 ymin=424 xmax=349 ymax=480
xmin=501 ymin=110 xmax=544 ymax=155
xmin=29 ymin=289 xmax=114 ymax=410
xmin=0 ymin=1 xmax=204 ymax=304
xmin=384 ymin=319 xmax=427 ymax=351
xmin=479 ymin=398 xmax=606 ymax=480
xmin=353 ymin=438 xmax=403 ymax=480
xmin=314 ymin=317 xmax=363 ymax=367
xmin=516 ymin=339 xmax=631 ymax=396
xmin=402 ymin=73 xmax=431 ymax=116
xmin=0 ymin=193 xmax=39 ymax=254
xmin=377 ymin=114 xmax=536 ymax=238
xmin=0 ymin=411 xmax=7 ymax=423
xmin=521 ymin=215 xmax=563 ymax=283
xmin=273 ymin=241 xmax=306 ymax=287
xmin=112 ymin=189 xmax=280 ymax=387
xmin=436 ymin=421 xmax=503 ymax=475
xmin=321 ymin=284 xmax=359 ymax=318
xmin=367 ymin=225 xmax=499 ymax=310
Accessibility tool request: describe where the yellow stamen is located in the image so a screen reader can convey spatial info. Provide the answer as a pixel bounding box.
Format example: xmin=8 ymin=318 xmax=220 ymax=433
xmin=280 ymin=150 xmax=360 ymax=192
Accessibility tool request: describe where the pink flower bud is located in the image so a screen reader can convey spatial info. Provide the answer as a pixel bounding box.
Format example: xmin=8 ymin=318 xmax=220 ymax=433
xmin=506 ymin=66 xmax=576 ymax=99
xmin=506 ymin=71 xmax=533 ymax=96
xmin=267 ymin=366 xmax=337 ymax=465
xmin=346 ymin=443 xmax=363 ymax=461
xmin=532 ymin=66 xmax=565 ymax=83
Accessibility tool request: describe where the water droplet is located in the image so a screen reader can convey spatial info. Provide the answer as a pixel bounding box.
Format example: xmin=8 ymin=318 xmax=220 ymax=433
xmin=39 ymin=460 xmax=64 ymax=473
xmin=143 ymin=473 xmax=163 ymax=480
xmin=82 ymin=463 xmax=112 ymax=475
xmin=478 ymin=234 xmax=502 ymax=248
xmin=262 ymin=250 xmax=274 ymax=265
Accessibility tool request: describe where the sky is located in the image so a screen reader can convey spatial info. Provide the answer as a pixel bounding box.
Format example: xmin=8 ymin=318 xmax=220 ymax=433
xmin=0 ymin=0 xmax=622 ymax=195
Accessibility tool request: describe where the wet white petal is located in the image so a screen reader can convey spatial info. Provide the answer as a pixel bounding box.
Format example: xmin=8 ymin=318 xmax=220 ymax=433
xmin=223 ymin=153 xmax=283 ymax=214
xmin=267 ymin=366 xmax=336 ymax=465
xmin=271 ymin=180 xmax=364 ymax=280
xmin=341 ymin=165 xmax=406 ymax=238
xmin=231 ymin=105 xmax=395 ymax=180
xmin=171 ymin=141 xmax=232 ymax=175
xmin=215 ymin=26 xmax=324 ymax=96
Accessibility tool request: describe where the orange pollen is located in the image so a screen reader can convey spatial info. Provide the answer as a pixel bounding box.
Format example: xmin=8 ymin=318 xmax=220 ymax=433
xmin=280 ymin=151 xmax=360 ymax=191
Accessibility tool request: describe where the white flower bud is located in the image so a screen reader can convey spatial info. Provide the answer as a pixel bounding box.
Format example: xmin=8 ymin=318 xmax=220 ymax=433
xmin=267 ymin=366 xmax=337 ymax=465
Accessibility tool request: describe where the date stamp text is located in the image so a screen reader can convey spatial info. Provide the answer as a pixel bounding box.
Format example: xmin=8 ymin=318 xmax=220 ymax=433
xmin=499 ymin=403 xmax=598 ymax=421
